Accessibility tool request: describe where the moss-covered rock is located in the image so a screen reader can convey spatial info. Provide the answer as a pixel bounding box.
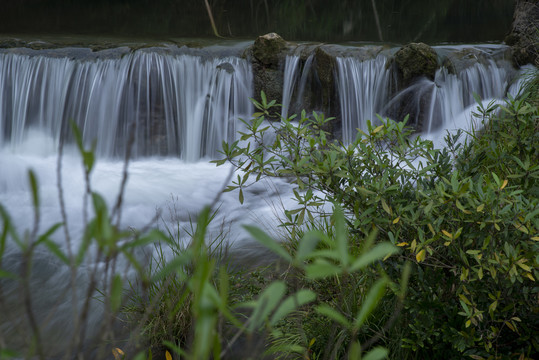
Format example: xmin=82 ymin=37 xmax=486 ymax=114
xmin=394 ymin=42 xmax=438 ymax=87
xmin=252 ymin=32 xmax=287 ymax=68
xmin=505 ymin=0 xmax=539 ymax=66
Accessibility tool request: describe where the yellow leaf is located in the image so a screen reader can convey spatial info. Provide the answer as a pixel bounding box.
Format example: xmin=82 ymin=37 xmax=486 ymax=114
xmin=526 ymin=273 xmax=535 ymax=281
xmin=465 ymin=319 xmax=472 ymax=328
xmin=396 ymin=242 xmax=408 ymax=247
xmin=476 ymin=204 xmax=485 ymax=212
xmin=166 ymin=350 xmax=173 ymax=360
xmin=494 ymin=223 xmax=500 ymax=231
xmin=444 ymin=241 xmax=451 ymax=246
xmin=442 ymin=230 xmax=453 ymax=239
xmin=411 ymin=239 xmax=417 ymax=252
xmin=427 ymin=223 xmax=435 ymax=235
xmin=112 ymin=348 xmax=125 ymax=360
xmin=381 ymin=199 xmax=392 ymax=215
xmin=372 ymin=125 xmax=384 ymax=134
xmin=460 ymin=268 xmax=469 ymax=281
xmin=392 ymin=216 xmax=400 ymax=224
xmin=517 ymin=262 xmax=531 ymax=272
xmin=416 ymin=249 xmax=426 ymax=262
xmin=505 ymin=321 xmax=516 ymax=332
xmin=531 ymin=236 xmax=539 ymax=241
xmin=513 ymin=222 xmax=529 ymax=234
xmin=500 ymin=179 xmax=508 ymax=190
xmin=459 ymin=293 xmax=472 ymax=305
xmin=309 ymin=338 xmax=316 ymax=347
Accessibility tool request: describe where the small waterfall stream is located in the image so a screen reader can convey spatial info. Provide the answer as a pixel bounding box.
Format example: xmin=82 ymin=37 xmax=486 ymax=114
xmin=336 ymin=55 xmax=393 ymax=142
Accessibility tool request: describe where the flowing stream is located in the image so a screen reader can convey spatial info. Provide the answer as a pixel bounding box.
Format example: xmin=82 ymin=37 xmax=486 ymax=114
xmin=0 ymin=42 xmax=532 ymax=355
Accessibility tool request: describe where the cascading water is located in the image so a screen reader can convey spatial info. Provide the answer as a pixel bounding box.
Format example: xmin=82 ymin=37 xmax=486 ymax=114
xmin=336 ymin=55 xmax=393 ymax=143
xmin=281 ymin=55 xmax=301 ymax=119
xmin=334 ymin=45 xmax=524 ymax=148
xmin=280 ymin=53 xmax=316 ymax=120
xmin=0 ymin=50 xmax=253 ymax=160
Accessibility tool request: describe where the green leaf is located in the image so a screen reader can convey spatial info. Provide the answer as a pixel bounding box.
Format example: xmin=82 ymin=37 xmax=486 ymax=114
xmin=151 ymin=251 xmax=191 ymax=282
xmin=350 ymin=243 xmax=398 ymax=272
xmin=315 ymin=303 xmax=350 ymax=327
xmin=42 ymin=239 xmax=69 ymax=265
xmin=348 ymin=341 xmax=362 ymax=360
xmin=110 ymin=274 xmax=123 ymax=312
xmin=120 ymin=229 xmax=171 ymax=250
xmin=296 ymin=231 xmax=322 ymax=261
xmin=334 ymin=205 xmax=349 ymax=267
xmin=28 ymin=169 xmax=39 ymax=210
xmin=353 ymin=277 xmax=388 ymax=329
xmin=362 ymin=347 xmax=389 ymax=360
xmin=248 ymin=281 xmax=286 ymax=332
xmin=132 ymin=352 xmax=147 ymax=360
xmin=36 ymin=222 xmax=63 ymax=245
xmin=305 ymin=259 xmax=341 ymax=279
xmin=244 ymin=225 xmax=292 ymax=263
xmin=0 ymin=269 xmax=18 ymax=279
xmin=270 ymin=289 xmax=316 ymax=326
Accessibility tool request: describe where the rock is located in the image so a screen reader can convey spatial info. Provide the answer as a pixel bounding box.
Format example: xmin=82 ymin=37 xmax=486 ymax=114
xmin=216 ymin=62 xmax=235 ymax=74
xmin=252 ymin=32 xmax=287 ymax=68
xmin=0 ymin=39 xmax=26 ymax=48
xmin=505 ymin=0 xmax=539 ymax=66
xmin=393 ymin=42 xmax=438 ymax=87
xmin=245 ymin=33 xmax=291 ymax=119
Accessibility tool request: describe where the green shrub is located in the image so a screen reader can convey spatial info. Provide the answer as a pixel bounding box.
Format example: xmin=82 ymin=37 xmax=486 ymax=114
xmin=215 ymin=88 xmax=539 ymax=359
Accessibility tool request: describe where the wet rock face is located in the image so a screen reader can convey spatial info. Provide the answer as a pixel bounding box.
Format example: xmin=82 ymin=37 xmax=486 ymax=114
xmin=505 ymin=0 xmax=539 ymax=66
xmin=394 ymin=42 xmax=438 ymax=87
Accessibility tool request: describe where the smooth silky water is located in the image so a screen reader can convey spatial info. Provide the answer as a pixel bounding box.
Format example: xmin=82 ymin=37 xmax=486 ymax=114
xmin=0 ymin=42 xmax=533 ymax=355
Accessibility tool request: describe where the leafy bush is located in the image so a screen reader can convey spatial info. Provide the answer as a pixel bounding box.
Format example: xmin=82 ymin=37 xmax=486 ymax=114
xmin=215 ymin=87 xmax=539 ymax=359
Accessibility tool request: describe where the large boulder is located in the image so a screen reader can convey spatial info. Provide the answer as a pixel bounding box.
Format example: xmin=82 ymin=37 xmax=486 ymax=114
xmin=252 ymin=32 xmax=287 ymax=68
xmin=394 ymin=43 xmax=438 ymax=87
xmin=505 ymin=0 xmax=539 ymax=66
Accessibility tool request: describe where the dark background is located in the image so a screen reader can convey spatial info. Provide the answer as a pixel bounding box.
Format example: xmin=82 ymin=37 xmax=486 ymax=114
xmin=0 ymin=0 xmax=515 ymax=43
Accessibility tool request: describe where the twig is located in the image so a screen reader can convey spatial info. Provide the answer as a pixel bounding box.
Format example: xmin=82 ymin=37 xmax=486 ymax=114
xmin=370 ymin=0 xmax=384 ymax=42
xmin=204 ymin=0 xmax=222 ymax=38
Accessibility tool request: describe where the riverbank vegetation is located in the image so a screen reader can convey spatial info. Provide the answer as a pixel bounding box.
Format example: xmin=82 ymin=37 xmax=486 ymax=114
xmin=210 ymin=72 xmax=538 ymax=359
xmin=0 ymin=71 xmax=537 ymax=359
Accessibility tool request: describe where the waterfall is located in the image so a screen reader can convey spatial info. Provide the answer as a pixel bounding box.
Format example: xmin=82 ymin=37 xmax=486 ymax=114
xmin=0 ymin=51 xmax=253 ymax=160
xmin=336 ymin=55 xmax=393 ymax=143
xmin=281 ymin=55 xmax=301 ymax=120
xmin=334 ymin=46 xmax=521 ymax=144
xmin=422 ymin=59 xmax=513 ymax=133
xmin=280 ymin=53 xmax=315 ymax=120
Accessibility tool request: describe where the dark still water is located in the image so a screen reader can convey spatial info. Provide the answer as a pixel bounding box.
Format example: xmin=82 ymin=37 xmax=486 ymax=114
xmin=0 ymin=0 xmax=514 ymax=44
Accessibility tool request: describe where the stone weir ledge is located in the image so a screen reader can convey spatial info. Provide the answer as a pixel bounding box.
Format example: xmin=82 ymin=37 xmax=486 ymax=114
xmin=0 ymin=0 xmax=535 ymax=137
